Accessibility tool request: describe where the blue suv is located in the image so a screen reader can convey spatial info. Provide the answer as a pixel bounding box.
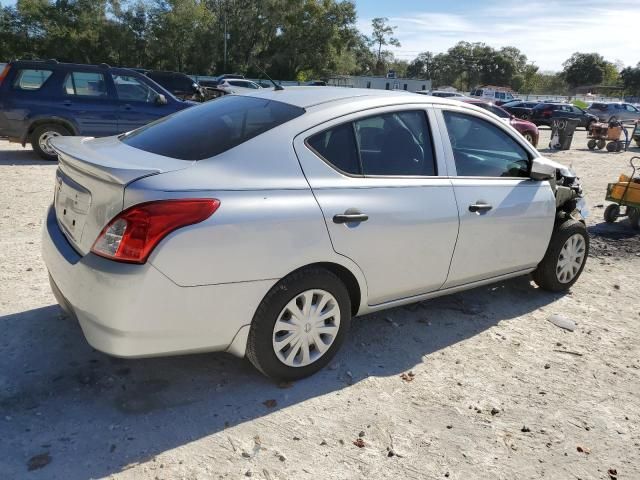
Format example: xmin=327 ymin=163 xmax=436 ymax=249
xmin=0 ymin=60 xmax=195 ymax=160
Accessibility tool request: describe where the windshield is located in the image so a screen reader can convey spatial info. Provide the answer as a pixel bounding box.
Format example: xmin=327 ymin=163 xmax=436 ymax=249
xmin=121 ymin=96 xmax=305 ymax=160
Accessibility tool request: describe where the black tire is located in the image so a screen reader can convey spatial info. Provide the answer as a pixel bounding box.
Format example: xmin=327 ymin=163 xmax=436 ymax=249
xmin=587 ymin=139 xmax=596 ymax=150
xmin=31 ymin=124 xmax=70 ymax=160
xmin=246 ymin=267 xmax=352 ymax=380
xmin=523 ymin=132 xmax=535 ymax=145
xmin=628 ymin=208 xmax=640 ymax=230
xmin=604 ymin=204 xmax=620 ymax=223
xmin=532 ymin=219 xmax=589 ymax=292
xmin=597 ymin=139 xmax=606 ymax=150
xmin=606 ymin=142 xmax=617 ymax=152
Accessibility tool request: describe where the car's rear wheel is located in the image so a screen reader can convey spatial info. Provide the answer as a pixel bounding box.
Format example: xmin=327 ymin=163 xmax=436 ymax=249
xmin=31 ymin=124 xmax=70 ymax=161
xmin=532 ymin=219 xmax=589 ymax=292
xmin=246 ymin=267 xmax=351 ymax=380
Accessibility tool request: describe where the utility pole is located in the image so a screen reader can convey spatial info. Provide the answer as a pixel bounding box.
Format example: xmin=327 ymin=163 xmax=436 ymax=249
xmin=223 ymin=10 xmax=227 ymax=72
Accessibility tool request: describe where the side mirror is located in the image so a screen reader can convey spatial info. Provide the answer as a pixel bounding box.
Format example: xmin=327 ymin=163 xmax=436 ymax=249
xmin=530 ymin=157 xmax=556 ymax=181
xmin=155 ymin=94 xmax=168 ymax=105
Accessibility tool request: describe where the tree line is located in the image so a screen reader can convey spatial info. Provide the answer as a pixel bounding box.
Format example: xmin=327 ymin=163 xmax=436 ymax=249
xmin=1 ymin=0 xmax=639 ymax=95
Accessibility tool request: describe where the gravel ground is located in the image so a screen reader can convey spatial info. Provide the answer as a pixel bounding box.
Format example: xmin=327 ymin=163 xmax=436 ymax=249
xmin=0 ymin=129 xmax=639 ymax=480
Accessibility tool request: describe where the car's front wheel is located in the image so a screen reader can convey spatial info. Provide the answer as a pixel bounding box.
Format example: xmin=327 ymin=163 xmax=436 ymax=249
xmin=532 ymin=219 xmax=589 ymax=292
xmin=31 ymin=124 xmax=70 ymax=161
xmin=522 ymin=132 xmax=535 ymax=145
xmin=246 ymin=267 xmax=351 ymax=380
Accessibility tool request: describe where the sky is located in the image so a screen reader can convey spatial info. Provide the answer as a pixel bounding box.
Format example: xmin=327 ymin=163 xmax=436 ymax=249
xmin=1 ymin=0 xmax=637 ymax=71
xmin=356 ymin=0 xmax=638 ymax=71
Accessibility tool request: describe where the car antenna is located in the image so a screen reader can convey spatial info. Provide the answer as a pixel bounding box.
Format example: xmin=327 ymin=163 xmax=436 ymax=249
xmin=254 ymin=63 xmax=283 ymax=91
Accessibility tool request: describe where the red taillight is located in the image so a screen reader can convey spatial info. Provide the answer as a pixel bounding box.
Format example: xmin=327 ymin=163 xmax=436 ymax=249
xmin=542 ymin=108 xmax=552 ymax=118
xmin=0 ymin=64 xmax=11 ymax=86
xmin=91 ymin=199 xmax=220 ymax=264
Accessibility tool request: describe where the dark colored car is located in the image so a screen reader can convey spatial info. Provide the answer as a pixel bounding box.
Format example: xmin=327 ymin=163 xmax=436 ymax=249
xmin=143 ymin=70 xmax=205 ymax=101
xmin=0 ymin=60 xmax=194 ymax=159
xmin=463 ymin=99 xmax=539 ymax=146
xmin=501 ymin=100 xmax=540 ymax=120
xmin=530 ymin=103 xmax=598 ymax=130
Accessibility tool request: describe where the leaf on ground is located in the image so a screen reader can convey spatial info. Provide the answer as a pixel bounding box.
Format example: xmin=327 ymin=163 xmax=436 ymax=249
xmin=27 ymin=452 xmax=51 ymax=471
xmin=400 ymin=371 xmax=416 ymax=382
xmin=353 ymin=438 xmax=365 ymax=448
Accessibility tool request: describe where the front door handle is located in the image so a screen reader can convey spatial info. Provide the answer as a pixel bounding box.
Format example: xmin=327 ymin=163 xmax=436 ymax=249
xmin=333 ymin=210 xmax=369 ymax=224
xmin=468 ymin=203 xmax=493 ymax=213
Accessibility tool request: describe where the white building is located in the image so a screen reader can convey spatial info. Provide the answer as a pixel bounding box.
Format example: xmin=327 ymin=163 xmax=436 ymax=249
xmin=328 ymin=75 xmax=431 ymax=92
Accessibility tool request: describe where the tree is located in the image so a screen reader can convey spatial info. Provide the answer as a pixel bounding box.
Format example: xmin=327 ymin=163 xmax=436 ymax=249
xmin=562 ymin=52 xmax=616 ymax=88
xmin=406 ymin=51 xmax=434 ymax=79
xmin=368 ymin=16 xmax=400 ymax=70
xmin=621 ymin=63 xmax=640 ymax=96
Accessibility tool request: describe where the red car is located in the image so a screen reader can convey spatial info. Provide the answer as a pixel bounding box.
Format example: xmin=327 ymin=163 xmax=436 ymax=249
xmin=463 ymin=99 xmax=539 ymax=147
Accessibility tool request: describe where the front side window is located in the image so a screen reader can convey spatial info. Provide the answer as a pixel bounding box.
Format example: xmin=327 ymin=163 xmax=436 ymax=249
xmin=443 ymin=111 xmax=530 ymax=177
xmin=307 ymin=110 xmax=436 ymax=177
xmin=64 ymin=72 xmax=107 ymax=97
xmin=113 ymin=74 xmax=157 ymax=102
xmin=121 ymin=95 xmax=305 ymax=160
xmin=624 ymin=104 xmax=638 ymax=112
xmin=13 ymin=69 xmax=53 ymax=90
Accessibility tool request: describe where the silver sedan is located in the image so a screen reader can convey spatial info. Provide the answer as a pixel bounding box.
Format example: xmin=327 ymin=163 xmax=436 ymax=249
xmin=43 ymin=88 xmax=589 ymax=379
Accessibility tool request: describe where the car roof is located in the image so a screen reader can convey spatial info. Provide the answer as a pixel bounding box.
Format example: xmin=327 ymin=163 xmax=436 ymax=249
xmin=241 ymin=86 xmax=465 ymax=109
xmin=10 ymin=60 xmax=111 ymax=70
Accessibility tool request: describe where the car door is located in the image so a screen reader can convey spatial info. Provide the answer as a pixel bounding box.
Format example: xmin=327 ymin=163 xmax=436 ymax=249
xmin=111 ymin=71 xmax=174 ymax=132
xmin=61 ymin=69 xmax=119 ymax=136
xmin=294 ymin=106 xmax=459 ymax=305
xmin=622 ymin=104 xmax=640 ymax=121
xmin=435 ymin=106 xmax=555 ymax=288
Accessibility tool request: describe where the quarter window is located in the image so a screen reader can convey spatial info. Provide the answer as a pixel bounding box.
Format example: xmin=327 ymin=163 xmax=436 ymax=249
xmin=13 ymin=69 xmax=53 ymax=90
xmin=443 ymin=111 xmax=530 ymax=177
xmin=307 ymin=123 xmax=360 ymax=174
xmin=64 ymin=72 xmax=107 ymax=97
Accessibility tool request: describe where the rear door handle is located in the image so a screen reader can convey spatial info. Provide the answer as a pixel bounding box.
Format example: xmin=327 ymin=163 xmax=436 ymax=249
xmin=468 ymin=203 xmax=493 ymax=213
xmin=333 ymin=211 xmax=369 ymax=224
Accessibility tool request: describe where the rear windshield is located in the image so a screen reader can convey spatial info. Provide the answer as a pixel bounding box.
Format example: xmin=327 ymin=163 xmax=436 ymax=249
xmin=120 ymin=96 xmax=305 ymax=160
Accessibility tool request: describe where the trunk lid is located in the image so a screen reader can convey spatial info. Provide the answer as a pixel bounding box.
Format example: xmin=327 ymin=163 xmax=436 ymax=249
xmin=51 ymin=136 xmax=194 ymax=255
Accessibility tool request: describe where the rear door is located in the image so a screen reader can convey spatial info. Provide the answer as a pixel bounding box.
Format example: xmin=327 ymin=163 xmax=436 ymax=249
xmin=294 ymin=106 xmax=460 ymax=305
xmin=61 ymin=69 xmax=119 ymax=136
xmin=435 ymin=106 xmax=555 ymax=288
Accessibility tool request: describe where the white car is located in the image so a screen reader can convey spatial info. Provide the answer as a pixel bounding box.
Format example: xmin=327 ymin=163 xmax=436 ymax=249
xmin=216 ymin=78 xmax=263 ymax=94
xmin=43 ymin=88 xmax=589 ymax=380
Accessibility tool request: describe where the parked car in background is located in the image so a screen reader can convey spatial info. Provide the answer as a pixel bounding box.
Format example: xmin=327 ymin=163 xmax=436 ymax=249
xmin=586 ymin=102 xmax=640 ymax=123
xmin=469 ymin=86 xmax=516 ymax=105
xmin=463 ymin=99 xmax=539 ymax=146
xmin=420 ymin=90 xmax=467 ymax=98
xmin=0 ymin=60 xmax=194 ymax=159
xmin=215 ymin=78 xmax=263 ymax=94
xmin=501 ymin=100 xmax=540 ymax=120
xmin=42 ymin=88 xmax=588 ymax=380
xmin=530 ymin=103 xmax=598 ymax=130
xmin=141 ymin=70 xmax=205 ymax=101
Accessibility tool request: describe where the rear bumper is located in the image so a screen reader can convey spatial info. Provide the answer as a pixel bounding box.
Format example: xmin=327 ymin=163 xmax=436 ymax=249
xmin=42 ymin=205 xmax=273 ymax=358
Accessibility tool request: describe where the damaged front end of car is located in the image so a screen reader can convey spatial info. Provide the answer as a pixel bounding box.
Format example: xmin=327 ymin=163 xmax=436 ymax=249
xmin=531 ymin=156 xmax=587 ymax=223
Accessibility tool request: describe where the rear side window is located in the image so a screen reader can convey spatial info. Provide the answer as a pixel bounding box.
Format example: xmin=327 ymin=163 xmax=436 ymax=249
xmin=13 ymin=69 xmax=53 ymax=90
xmin=307 ymin=110 xmax=436 ymax=177
xmin=121 ymin=95 xmax=305 ymax=160
xmin=64 ymin=72 xmax=107 ymax=97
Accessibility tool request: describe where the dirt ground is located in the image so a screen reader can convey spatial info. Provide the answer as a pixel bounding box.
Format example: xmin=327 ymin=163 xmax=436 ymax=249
xmin=1 ymin=129 xmax=639 ymax=480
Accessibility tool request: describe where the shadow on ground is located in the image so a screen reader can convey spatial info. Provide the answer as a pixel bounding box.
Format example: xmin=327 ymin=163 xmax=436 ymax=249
xmin=588 ymin=221 xmax=639 ymax=258
xmin=0 ymin=276 xmax=561 ymax=479
xmin=0 ymin=145 xmax=50 ymax=166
